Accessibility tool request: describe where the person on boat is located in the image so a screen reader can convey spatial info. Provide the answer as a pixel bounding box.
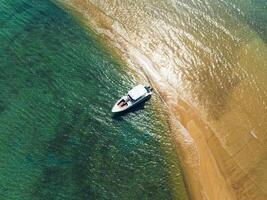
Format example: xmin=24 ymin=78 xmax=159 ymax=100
xmin=118 ymin=100 xmax=125 ymax=107
xmin=118 ymin=96 xmax=131 ymax=107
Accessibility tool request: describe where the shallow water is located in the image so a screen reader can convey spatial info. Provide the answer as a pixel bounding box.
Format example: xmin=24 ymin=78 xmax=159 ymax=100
xmin=0 ymin=0 xmax=188 ymax=199
xmin=58 ymin=0 xmax=267 ymax=199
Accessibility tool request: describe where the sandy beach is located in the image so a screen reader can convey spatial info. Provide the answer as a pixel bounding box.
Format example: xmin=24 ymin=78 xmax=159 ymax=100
xmin=56 ymin=1 xmax=267 ymax=199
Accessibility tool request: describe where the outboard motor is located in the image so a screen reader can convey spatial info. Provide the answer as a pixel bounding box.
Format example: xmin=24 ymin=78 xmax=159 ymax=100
xmin=145 ymin=86 xmax=153 ymax=92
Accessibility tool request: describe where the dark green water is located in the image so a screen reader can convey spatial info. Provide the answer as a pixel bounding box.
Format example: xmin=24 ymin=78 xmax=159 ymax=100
xmin=0 ymin=0 xmax=188 ymax=199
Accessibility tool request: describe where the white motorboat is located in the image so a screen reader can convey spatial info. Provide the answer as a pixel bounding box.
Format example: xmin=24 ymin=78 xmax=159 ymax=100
xmin=111 ymin=84 xmax=153 ymax=113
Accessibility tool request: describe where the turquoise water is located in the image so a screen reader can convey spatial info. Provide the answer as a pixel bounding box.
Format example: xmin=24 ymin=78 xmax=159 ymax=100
xmin=0 ymin=0 xmax=188 ymax=199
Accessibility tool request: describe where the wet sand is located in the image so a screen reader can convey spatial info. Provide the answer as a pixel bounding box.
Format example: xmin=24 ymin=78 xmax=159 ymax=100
xmin=56 ymin=1 xmax=267 ymax=199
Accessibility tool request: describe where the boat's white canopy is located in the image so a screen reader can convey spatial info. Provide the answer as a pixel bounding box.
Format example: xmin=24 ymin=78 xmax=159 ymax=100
xmin=128 ymin=85 xmax=147 ymax=100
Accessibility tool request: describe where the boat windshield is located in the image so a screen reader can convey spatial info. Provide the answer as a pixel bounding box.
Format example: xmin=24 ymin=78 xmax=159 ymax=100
xmin=127 ymin=95 xmax=133 ymax=101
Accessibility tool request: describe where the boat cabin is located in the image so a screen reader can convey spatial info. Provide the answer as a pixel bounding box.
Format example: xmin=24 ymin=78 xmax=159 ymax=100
xmin=128 ymin=84 xmax=148 ymax=101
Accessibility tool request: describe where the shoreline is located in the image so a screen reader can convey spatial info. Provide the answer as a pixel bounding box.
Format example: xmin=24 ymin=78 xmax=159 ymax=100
xmin=55 ymin=1 xmax=267 ymax=199
xmin=54 ymin=1 xmax=189 ymax=199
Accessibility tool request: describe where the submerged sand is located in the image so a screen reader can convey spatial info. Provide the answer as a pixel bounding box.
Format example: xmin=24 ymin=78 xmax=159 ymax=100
xmin=56 ymin=1 xmax=267 ymax=199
